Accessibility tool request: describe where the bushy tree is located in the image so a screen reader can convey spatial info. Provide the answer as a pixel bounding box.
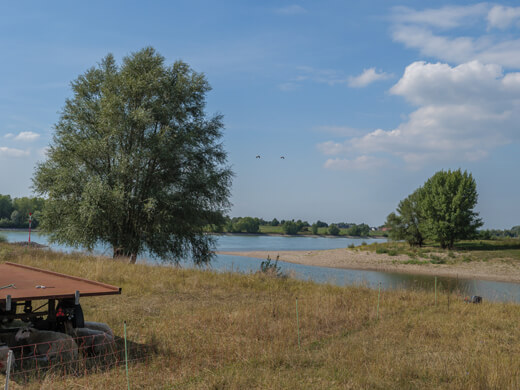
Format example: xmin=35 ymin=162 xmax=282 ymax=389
xmin=385 ymin=189 xmax=424 ymax=247
xmin=421 ymin=169 xmax=482 ymax=249
xmin=0 ymin=195 xmax=13 ymax=219
xmin=235 ymin=217 xmax=260 ymax=233
xmin=33 ymin=48 xmax=232 ymax=264
xmin=311 ymin=223 xmax=318 ymax=235
xmin=328 ymin=224 xmax=340 ymax=235
xmin=282 ymin=220 xmax=301 ymax=235
xmin=270 ymin=218 xmax=279 ymax=226
xmin=387 ymin=169 xmax=482 ymax=249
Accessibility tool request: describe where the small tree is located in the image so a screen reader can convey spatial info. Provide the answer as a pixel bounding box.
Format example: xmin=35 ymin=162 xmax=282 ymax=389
xmin=328 ymin=224 xmax=340 ymax=235
xmin=282 ymin=220 xmax=301 ymax=235
xmin=420 ymin=169 xmax=482 ymax=249
xmin=311 ymin=223 xmax=318 ymax=235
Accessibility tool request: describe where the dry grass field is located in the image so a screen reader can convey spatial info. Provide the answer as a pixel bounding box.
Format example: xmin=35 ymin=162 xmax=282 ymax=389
xmin=2 ymin=242 xmax=520 ymax=389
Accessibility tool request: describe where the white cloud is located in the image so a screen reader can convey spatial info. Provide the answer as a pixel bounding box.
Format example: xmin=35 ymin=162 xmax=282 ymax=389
xmin=391 ymin=4 xmax=520 ymax=68
xmin=0 ymin=147 xmax=30 ymax=158
xmin=4 ymin=133 xmax=14 ymax=139
xmin=317 ymin=141 xmax=348 ymax=156
xmin=13 ymin=131 xmax=40 ymax=142
xmin=348 ymin=68 xmax=392 ymax=88
xmin=392 ymin=4 xmax=488 ymax=29
xmin=344 ymin=61 xmax=520 ymax=165
xmin=324 ymin=156 xmax=386 ymax=171
xmin=487 ymin=5 xmax=520 ymax=29
xmin=274 ymin=5 xmax=307 ymax=15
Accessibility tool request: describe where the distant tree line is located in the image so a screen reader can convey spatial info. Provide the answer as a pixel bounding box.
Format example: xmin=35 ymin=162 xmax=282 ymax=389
xmin=210 ymin=216 xmax=374 ymax=237
xmin=477 ymin=226 xmax=520 ymax=239
xmin=0 ymin=195 xmax=45 ymax=229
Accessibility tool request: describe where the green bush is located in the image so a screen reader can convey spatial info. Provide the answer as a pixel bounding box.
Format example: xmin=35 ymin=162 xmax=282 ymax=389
xmin=328 ymin=224 xmax=340 ymax=236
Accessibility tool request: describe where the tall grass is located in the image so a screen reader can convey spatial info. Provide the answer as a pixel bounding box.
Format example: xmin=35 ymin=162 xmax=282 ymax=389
xmin=2 ymin=243 xmax=520 ymax=389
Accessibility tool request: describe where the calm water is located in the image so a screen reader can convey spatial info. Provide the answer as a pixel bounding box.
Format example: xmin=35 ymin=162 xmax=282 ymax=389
xmin=2 ymin=230 xmax=519 ymax=303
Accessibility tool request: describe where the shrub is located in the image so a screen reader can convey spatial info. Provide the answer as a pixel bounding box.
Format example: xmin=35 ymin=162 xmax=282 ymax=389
xmin=328 ymin=224 xmax=340 ymax=236
xmin=260 ymin=255 xmax=283 ymax=277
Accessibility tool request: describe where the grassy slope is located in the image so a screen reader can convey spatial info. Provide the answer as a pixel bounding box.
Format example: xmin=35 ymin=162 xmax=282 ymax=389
xmin=361 ymin=239 xmax=520 ymax=266
xmin=2 ymin=243 xmax=520 ymax=389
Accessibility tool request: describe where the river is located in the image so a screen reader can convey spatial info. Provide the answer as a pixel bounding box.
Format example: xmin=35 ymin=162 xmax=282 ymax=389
xmin=2 ymin=230 xmax=519 ymax=303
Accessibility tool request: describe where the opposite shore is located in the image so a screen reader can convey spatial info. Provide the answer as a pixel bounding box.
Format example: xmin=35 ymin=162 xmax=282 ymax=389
xmin=218 ymin=247 xmax=520 ymax=283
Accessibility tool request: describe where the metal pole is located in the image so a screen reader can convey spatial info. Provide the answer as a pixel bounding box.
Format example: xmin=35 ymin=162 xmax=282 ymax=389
xmin=28 ymin=213 xmax=32 ymax=244
xmin=295 ymin=298 xmax=301 ymax=350
xmin=5 ymin=350 xmax=13 ymax=390
xmin=377 ymin=282 xmax=381 ymax=320
xmin=124 ymin=321 xmax=130 ymax=390
xmin=435 ymin=277 xmax=437 ymax=306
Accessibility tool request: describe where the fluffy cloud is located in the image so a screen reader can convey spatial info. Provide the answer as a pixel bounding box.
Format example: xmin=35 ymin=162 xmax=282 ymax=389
xmin=318 ymin=4 xmax=520 ymax=169
xmin=326 ymin=61 xmax=520 ymax=166
xmin=487 ymin=5 xmax=520 ymax=29
xmin=13 ymin=131 xmax=40 ymax=141
xmin=348 ymin=68 xmax=392 ymax=88
xmin=0 ymin=147 xmax=30 ymax=158
xmin=392 ymin=4 xmax=488 ymax=29
xmin=391 ymin=4 xmax=520 ymax=68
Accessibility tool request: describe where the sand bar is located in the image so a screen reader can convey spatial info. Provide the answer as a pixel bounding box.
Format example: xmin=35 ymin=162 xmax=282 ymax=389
xmin=218 ymin=248 xmax=520 ymax=283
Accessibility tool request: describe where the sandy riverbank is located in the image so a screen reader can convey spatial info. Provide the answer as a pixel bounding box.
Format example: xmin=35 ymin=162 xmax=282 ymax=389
xmin=218 ymin=248 xmax=520 ymax=283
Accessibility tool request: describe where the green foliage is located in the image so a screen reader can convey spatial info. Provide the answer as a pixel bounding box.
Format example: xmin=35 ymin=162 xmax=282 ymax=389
xmin=0 ymin=195 xmax=13 ymax=219
xmin=385 ymin=189 xmax=424 ymax=247
xmin=32 ymin=47 xmax=232 ymax=265
xmin=234 ymin=217 xmax=260 ymax=233
xmin=387 ymin=169 xmax=482 ymax=249
xmin=0 ymin=195 xmax=44 ymax=228
xmin=421 ymin=169 xmax=482 ymax=249
xmin=259 ymin=254 xmax=283 ymax=277
xmin=346 ymin=223 xmax=370 ymax=236
xmin=282 ymin=220 xmax=302 ymax=235
xmin=315 ymin=220 xmax=328 ymax=228
xmin=270 ymin=218 xmax=279 ymax=227
xmin=311 ymin=223 xmax=318 ymax=235
xmin=328 ymin=224 xmax=340 ymax=235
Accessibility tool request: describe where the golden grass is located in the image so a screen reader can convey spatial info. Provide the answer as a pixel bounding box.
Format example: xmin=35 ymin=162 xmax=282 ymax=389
xmin=2 ymin=243 xmax=520 ymax=389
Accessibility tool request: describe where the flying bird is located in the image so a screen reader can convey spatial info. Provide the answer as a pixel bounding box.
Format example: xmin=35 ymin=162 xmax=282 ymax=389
xmin=280 ymin=156 xmax=285 ymax=159
xmin=256 ymin=155 xmax=261 ymax=159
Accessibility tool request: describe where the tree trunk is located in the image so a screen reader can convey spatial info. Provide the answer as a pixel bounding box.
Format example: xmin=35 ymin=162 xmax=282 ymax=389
xmin=129 ymin=253 xmax=137 ymax=264
xmin=113 ymin=247 xmax=137 ymax=264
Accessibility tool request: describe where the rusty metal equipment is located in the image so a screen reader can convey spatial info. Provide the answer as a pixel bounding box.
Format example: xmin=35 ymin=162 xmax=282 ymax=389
xmin=0 ymin=262 xmax=121 ymax=332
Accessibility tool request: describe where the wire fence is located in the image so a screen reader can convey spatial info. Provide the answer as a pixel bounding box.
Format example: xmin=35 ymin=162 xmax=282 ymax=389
xmin=6 ymin=332 xmax=152 ymax=385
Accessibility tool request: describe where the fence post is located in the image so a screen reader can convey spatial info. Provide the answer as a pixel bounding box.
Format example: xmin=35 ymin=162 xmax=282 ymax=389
xmin=124 ymin=321 xmax=130 ymax=390
xmin=4 ymin=350 xmax=13 ymax=390
xmin=435 ymin=277 xmax=437 ymax=306
xmin=295 ymin=298 xmax=301 ymax=350
xmin=376 ymin=282 xmax=381 ymax=320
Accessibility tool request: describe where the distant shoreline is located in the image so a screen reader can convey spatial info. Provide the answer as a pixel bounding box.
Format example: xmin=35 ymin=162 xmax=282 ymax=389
xmin=211 ymin=232 xmax=386 ymax=239
xmin=218 ymin=248 xmax=520 ymax=283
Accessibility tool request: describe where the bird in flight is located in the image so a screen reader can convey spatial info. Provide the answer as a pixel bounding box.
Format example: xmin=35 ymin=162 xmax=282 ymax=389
xmin=280 ymin=156 xmax=285 ymax=159
xmin=256 ymin=155 xmax=261 ymax=159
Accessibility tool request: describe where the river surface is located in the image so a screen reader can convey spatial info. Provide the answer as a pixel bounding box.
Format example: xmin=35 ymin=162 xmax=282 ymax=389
xmin=2 ymin=230 xmax=519 ymax=303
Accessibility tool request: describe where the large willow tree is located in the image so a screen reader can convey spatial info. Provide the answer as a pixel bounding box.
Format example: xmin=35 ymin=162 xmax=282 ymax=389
xmin=33 ymin=47 xmax=232 ymax=264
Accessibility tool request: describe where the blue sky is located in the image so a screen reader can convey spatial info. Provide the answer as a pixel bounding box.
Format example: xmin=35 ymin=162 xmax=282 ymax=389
xmin=0 ymin=1 xmax=519 ymax=228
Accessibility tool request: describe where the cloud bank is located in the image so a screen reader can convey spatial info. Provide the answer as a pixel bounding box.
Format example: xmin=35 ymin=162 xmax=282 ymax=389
xmin=318 ymin=3 xmax=520 ymax=170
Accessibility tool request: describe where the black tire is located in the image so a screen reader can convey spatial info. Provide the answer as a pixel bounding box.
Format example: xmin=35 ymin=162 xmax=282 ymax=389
xmin=73 ymin=304 xmax=84 ymax=328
